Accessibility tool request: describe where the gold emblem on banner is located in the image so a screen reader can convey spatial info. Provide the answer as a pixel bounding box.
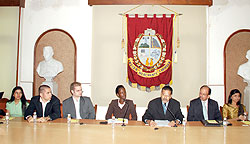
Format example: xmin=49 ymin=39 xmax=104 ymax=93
xmin=129 ymin=28 xmax=171 ymax=78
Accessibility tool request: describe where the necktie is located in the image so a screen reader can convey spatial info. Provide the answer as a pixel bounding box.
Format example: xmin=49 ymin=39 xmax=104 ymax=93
xmin=203 ymin=101 xmax=208 ymax=120
xmin=163 ymin=103 xmax=167 ymax=115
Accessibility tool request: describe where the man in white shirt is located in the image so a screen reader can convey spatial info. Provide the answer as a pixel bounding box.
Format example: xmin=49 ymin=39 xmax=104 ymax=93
xmin=24 ymin=85 xmax=61 ymax=122
xmin=187 ymin=85 xmax=222 ymax=121
xmin=62 ymin=82 xmax=95 ymax=119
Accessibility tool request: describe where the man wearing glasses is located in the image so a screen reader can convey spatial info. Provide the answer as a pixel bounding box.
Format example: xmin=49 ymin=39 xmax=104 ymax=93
xmin=142 ymin=85 xmax=184 ymax=127
xmin=63 ymin=82 xmax=95 ymax=119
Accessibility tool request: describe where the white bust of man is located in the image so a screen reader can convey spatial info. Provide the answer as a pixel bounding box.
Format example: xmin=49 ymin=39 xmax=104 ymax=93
xmin=238 ymin=50 xmax=250 ymax=86
xmin=36 ymin=46 xmax=63 ymax=81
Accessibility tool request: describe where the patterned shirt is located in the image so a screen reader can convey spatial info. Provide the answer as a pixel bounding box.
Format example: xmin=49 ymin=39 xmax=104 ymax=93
xmin=223 ymin=104 xmax=246 ymax=119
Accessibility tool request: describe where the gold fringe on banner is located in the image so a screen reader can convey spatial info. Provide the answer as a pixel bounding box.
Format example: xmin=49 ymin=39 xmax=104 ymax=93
xmin=126 ymin=77 xmax=173 ymax=92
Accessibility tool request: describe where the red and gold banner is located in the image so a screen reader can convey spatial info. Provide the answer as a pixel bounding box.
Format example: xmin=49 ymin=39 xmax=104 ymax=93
xmin=126 ymin=14 xmax=174 ymax=92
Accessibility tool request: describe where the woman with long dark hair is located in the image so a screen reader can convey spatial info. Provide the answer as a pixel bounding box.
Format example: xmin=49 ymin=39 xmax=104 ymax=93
xmin=6 ymin=86 xmax=29 ymax=117
xmin=223 ymin=89 xmax=248 ymax=120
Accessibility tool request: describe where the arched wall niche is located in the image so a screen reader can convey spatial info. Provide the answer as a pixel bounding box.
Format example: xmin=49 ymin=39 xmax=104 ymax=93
xmin=224 ymin=29 xmax=250 ymax=103
xmin=33 ymin=29 xmax=76 ymax=102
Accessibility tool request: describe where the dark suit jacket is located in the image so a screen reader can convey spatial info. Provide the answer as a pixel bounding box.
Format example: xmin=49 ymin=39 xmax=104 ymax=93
xmin=24 ymin=95 xmax=61 ymax=120
xmin=105 ymin=99 xmax=137 ymax=120
xmin=0 ymin=109 xmax=6 ymax=116
xmin=187 ymin=97 xmax=222 ymax=121
xmin=62 ymin=96 xmax=95 ymax=119
xmin=142 ymin=97 xmax=184 ymax=123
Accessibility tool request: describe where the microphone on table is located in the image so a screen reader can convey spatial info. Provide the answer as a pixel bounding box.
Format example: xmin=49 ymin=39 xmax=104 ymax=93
xmin=122 ymin=99 xmax=129 ymax=127
xmin=167 ymin=106 xmax=177 ymax=127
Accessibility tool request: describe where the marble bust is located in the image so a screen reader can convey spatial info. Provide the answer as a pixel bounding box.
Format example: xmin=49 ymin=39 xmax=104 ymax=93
xmin=36 ymin=46 xmax=63 ymax=82
xmin=36 ymin=46 xmax=63 ymax=96
xmin=238 ymin=50 xmax=250 ymax=86
xmin=238 ymin=50 xmax=250 ymax=118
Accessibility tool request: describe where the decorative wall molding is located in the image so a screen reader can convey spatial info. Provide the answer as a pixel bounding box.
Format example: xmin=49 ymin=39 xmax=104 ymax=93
xmin=0 ymin=0 xmax=25 ymax=8
xmin=88 ymin=0 xmax=212 ymax=6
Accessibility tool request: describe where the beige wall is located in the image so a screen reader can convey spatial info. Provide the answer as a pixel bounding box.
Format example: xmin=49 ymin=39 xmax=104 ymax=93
xmin=92 ymin=5 xmax=207 ymax=107
xmin=0 ymin=7 xmax=19 ymax=99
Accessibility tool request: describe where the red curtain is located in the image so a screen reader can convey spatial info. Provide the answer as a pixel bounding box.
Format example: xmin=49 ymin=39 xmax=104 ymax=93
xmin=127 ymin=14 xmax=173 ymax=89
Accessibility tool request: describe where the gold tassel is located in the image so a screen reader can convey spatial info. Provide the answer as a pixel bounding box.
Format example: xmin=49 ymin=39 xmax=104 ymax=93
xmin=121 ymin=38 xmax=125 ymax=49
xmin=176 ymin=16 xmax=180 ymax=48
xmin=121 ymin=15 xmax=125 ymax=49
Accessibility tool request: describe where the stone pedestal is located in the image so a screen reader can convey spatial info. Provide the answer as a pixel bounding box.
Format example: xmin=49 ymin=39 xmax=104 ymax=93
xmin=42 ymin=81 xmax=58 ymax=96
xmin=244 ymin=86 xmax=250 ymax=115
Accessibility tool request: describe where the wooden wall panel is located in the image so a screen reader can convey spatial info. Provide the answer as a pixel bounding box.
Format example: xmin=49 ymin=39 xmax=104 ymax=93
xmin=0 ymin=0 xmax=25 ymax=7
xmin=88 ymin=0 xmax=212 ymax=6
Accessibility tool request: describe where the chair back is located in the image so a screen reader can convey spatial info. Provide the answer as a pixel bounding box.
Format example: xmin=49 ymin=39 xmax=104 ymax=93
xmin=186 ymin=105 xmax=190 ymax=113
xmin=220 ymin=106 xmax=223 ymax=119
xmin=0 ymin=98 xmax=9 ymax=113
xmin=60 ymin=103 xmax=63 ymax=118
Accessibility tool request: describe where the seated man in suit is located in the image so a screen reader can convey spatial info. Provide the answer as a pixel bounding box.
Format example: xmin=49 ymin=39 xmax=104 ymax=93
xmin=63 ymin=82 xmax=95 ymax=119
xmin=0 ymin=109 xmax=6 ymax=116
xmin=187 ymin=85 xmax=222 ymax=121
xmin=142 ymin=86 xmax=184 ymax=127
xmin=24 ymin=85 xmax=61 ymax=122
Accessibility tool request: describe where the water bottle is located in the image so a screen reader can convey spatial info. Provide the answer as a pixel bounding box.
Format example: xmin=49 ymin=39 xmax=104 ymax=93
xmin=67 ymin=114 xmax=71 ymax=125
xmin=111 ymin=116 xmax=115 ymax=128
xmin=33 ymin=112 xmax=37 ymax=124
xmin=5 ymin=112 xmax=9 ymax=125
xmin=182 ymin=117 xmax=187 ymax=127
xmin=223 ymin=118 xmax=227 ymax=127
xmin=244 ymin=112 xmax=247 ymax=120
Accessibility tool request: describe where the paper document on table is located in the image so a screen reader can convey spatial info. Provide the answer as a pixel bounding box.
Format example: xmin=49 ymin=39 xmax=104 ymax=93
xmin=1 ymin=117 xmax=15 ymax=121
xmin=206 ymin=120 xmax=218 ymax=124
xmin=242 ymin=121 xmax=250 ymax=125
xmin=71 ymin=119 xmax=79 ymax=123
xmin=155 ymin=120 xmax=171 ymax=127
xmin=108 ymin=118 xmax=128 ymax=124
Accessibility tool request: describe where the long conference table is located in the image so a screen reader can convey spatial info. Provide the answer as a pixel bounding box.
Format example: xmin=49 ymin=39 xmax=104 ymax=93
xmin=1 ymin=118 xmax=250 ymax=144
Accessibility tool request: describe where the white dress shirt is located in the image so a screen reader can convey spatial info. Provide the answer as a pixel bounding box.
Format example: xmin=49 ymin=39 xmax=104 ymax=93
xmin=40 ymin=98 xmax=50 ymax=117
xmin=72 ymin=96 xmax=82 ymax=119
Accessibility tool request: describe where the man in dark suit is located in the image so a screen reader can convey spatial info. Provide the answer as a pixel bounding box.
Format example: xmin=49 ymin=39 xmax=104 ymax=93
xmin=0 ymin=109 xmax=5 ymax=116
xmin=62 ymin=82 xmax=95 ymax=119
xmin=24 ymin=85 xmax=61 ymax=122
xmin=142 ymin=86 xmax=184 ymax=127
xmin=187 ymin=85 xmax=222 ymax=121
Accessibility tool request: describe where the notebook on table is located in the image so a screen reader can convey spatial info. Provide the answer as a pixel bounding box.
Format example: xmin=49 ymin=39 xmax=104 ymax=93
xmin=201 ymin=120 xmax=222 ymax=127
